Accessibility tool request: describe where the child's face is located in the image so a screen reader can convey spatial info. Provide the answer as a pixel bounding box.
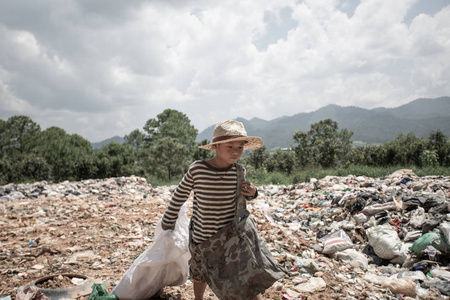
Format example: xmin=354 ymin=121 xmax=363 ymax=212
xmin=214 ymin=141 xmax=246 ymax=165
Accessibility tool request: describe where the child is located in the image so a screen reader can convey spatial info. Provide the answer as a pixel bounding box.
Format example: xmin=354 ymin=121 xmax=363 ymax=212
xmin=161 ymin=120 xmax=268 ymax=300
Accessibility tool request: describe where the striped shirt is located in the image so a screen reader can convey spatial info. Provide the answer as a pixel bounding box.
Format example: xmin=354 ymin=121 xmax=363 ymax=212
xmin=161 ymin=160 xmax=239 ymax=244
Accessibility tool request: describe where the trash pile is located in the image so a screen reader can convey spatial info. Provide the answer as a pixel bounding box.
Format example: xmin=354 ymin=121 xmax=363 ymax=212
xmin=0 ymin=169 xmax=449 ymax=299
xmin=252 ymin=169 xmax=450 ymax=299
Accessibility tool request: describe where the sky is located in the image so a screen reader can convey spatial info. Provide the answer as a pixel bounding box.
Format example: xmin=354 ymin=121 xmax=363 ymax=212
xmin=1 ymin=0 xmax=449 ymax=143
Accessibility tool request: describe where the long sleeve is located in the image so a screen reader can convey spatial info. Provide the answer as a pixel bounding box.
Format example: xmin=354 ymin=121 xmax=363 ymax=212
xmin=161 ymin=170 xmax=194 ymax=230
xmin=160 ymin=161 xmax=238 ymax=244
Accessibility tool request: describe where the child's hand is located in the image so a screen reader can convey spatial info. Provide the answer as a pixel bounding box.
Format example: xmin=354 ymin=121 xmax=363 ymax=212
xmin=241 ymin=181 xmax=256 ymax=198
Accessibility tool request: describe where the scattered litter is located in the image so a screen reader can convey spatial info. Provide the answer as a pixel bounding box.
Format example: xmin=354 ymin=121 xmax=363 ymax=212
xmin=1 ymin=170 xmax=450 ymax=299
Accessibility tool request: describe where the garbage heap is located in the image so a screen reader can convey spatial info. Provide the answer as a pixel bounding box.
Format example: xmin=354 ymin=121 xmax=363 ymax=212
xmin=251 ymin=169 xmax=450 ymax=299
xmin=0 ymin=169 xmax=449 ymax=299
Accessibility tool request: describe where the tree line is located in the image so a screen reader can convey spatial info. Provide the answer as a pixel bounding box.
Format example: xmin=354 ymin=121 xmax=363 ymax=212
xmin=1 ymin=110 xmax=450 ymax=186
xmin=243 ymin=119 xmax=450 ymax=176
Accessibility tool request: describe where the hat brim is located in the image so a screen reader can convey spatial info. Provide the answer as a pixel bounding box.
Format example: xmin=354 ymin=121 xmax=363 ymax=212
xmin=198 ymin=136 xmax=264 ymax=150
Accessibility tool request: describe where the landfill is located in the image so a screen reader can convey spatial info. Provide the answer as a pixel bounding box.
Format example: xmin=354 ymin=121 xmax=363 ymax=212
xmin=1 ymin=169 xmax=449 ymax=299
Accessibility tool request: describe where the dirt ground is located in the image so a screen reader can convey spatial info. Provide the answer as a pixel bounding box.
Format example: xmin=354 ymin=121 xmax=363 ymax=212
xmin=0 ymin=183 xmax=407 ymax=300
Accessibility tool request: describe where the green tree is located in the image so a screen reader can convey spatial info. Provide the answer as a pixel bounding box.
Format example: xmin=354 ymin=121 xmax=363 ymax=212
xmin=95 ymin=141 xmax=141 ymax=178
xmin=427 ymin=130 xmax=450 ymax=166
xmin=0 ymin=116 xmax=42 ymax=183
xmin=0 ymin=115 xmax=41 ymax=159
xmin=193 ymin=139 xmax=214 ymax=161
xmin=292 ymin=131 xmax=313 ymax=167
xmin=36 ymin=127 xmax=95 ymax=181
xmin=349 ymin=145 xmax=387 ymax=167
xmin=125 ymin=129 xmax=146 ymax=150
xmin=124 ymin=129 xmax=148 ymax=176
xmin=17 ymin=154 xmax=51 ymax=182
xmin=420 ymin=149 xmax=439 ymax=167
xmin=265 ymin=150 xmax=295 ymax=174
xmin=0 ymin=119 xmax=6 ymax=155
xmin=245 ymin=146 xmax=269 ymax=170
xmin=383 ymin=132 xmax=426 ymax=166
xmin=0 ymin=157 xmax=11 ymax=185
xmin=143 ymin=109 xmax=198 ymax=180
xmin=293 ymin=119 xmax=353 ymax=168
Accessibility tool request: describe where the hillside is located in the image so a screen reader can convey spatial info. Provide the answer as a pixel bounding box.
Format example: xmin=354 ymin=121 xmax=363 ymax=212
xmin=196 ymin=96 xmax=450 ymax=149
xmin=92 ymin=136 xmax=125 ymax=150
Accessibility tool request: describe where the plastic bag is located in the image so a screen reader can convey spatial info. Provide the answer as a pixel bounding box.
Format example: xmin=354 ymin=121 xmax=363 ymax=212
xmin=320 ymin=230 xmax=353 ymax=255
xmin=88 ymin=283 xmax=117 ymax=300
xmin=366 ymin=225 xmax=403 ymax=260
xmin=360 ymin=202 xmax=398 ymax=216
xmin=112 ymin=202 xmax=191 ymax=300
xmin=409 ymin=207 xmax=426 ymax=229
xmin=410 ymin=232 xmax=448 ymax=255
xmin=381 ymin=278 xmax=417 ymax=297
xmin=335 ymin=248 xmax=368 ymax=270
xmin=441 ymin=222 xmax=450 ymax=247
xmin=430 ymin=266 xmax=450 ymax=281
xmin=293 ymin=277 xmax=326 ymax=293
xmin=16 ymin=286 xmax=49 ymax=300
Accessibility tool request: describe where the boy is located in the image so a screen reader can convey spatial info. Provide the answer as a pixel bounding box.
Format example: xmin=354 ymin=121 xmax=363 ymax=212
xmin=161 ymin=120 xmax=266 ymax=300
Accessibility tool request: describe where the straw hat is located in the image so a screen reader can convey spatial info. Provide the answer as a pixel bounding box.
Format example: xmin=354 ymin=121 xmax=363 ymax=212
xmin=198 ymin=120 xmax=264 ymax=150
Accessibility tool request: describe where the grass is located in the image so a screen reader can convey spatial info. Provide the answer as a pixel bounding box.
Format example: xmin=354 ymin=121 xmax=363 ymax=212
xmin=147 ymin=176 xmax=181 ymax=187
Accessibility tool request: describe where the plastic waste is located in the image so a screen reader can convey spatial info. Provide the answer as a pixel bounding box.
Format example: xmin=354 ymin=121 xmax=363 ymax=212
xmin=381 ymin=278 xmax=416 ymax=297
xmin=16 ymin=286 xmax=49 ymax=300
xmin=430 ymin=267 xmax=450 ymax=281
xmin=421 ymin=281 xmax=450 ymax=296
xmin=396 ymin=270 xmax=427 ymax=281
xmin=362 ymin=245 xmax=390 ymax=266
xmin=441 ymin=222 xmax=450 ymax=247
xmin=363 ymin=273 xmax=386 ymax=285
xmin=353 ymin=213 xmax=368 ymax=225
xmin=320 ymin=230 xmax=353 ymax=255
xmin=366 ymin=225 xmax=403 ymax=260
xmin=87 ymin=283 xmax=117 ymax=300
xmin=390 ymin=242 xmax=412 ymax=265
xmin=360 ymin=202 xmax=398 ymax=216
xmin=293 ymin=277 xmax=326 ymax=293
xmin=403 ymin=230 xmax=422 ymax=242
xmin=409 ymin=207 xmax=427 ymax=229
xmin=112 ymin=202 xmax=190 ymax=300
xmin=294 ymin=258 xmax=320 ymax=274
xmin=410 ymin=232 xmax=448 ymax=255
xmin=422 ymin=219 xmax=441 ymax=233
xmin=423 ymin=245 xmax=441 ymax=260
xmin=335 ymin=248 xmax=368 ymax=270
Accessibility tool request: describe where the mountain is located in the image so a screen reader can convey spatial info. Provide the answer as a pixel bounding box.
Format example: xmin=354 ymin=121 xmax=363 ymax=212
xmin=91 ymin=136 xmax=124 ymax=150
xmin=196 ymin=96 xmax=450 ymax=150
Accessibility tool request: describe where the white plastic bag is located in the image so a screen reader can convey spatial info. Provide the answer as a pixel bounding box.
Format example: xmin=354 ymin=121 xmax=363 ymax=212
xmin=293 ymin=277 xmax=326 ymax=293
xmin=335 ymin=248 xmax=368 ymax=270
xmin=112 ymin=202 xmax=191 ymax=300
xmin=366 ymin=225 xmax=403 ymax=260
xmin=381 ymin=278 xmax=417 ymax=297
xmin=441 ymin=222 xmax=450 ymax=247
xmin=320 ymin=230 xmax=353 ymax=255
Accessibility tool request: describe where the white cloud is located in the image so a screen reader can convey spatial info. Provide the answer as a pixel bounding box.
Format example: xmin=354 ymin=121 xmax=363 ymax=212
xmin=0 ymin=0 xmax=449 ymax=142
